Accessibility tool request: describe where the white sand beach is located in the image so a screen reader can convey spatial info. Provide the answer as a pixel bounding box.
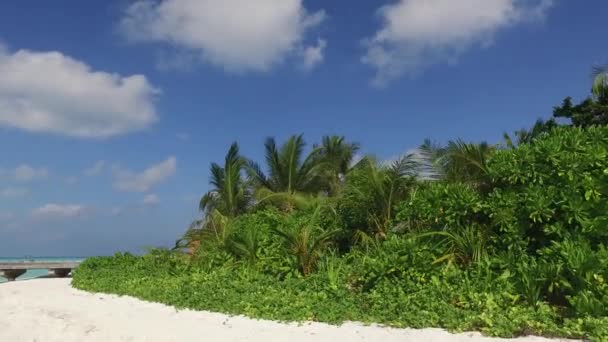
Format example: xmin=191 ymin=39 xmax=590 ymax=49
xmin=0 ymin=279 xmax=576 ymax=342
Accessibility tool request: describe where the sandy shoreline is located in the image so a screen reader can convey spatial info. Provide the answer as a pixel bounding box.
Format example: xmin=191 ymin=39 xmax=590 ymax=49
xmin=0 ymin=279 xmax=576 ymax=342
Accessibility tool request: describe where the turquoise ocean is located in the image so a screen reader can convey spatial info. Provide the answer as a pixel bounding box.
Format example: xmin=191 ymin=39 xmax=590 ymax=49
xmin=0 ymin=257 xmax=85 ymax=283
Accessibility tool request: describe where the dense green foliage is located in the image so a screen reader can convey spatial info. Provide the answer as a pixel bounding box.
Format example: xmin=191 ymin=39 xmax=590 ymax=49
xmin=552 ymin=66 xmax=608 ymax=128
xmin=73 ymin=79 xmax=608 ymax=340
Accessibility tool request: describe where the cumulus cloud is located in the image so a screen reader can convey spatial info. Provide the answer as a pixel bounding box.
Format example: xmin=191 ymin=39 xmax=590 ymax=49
xmin=119 ymin=0 xmax=327 ymax=72
xmin=109 ymin=207 xmax=124 ymax=216
xmin=84 ymin=160 xmax=106 ymax=176
xmin=31 ymin=203 xmax=88 ymax=219
xmin=0 ymin=47 xmax=159 ymax=137
xmin=0 ymin=187 xmax=29 ymax=198
xmin=301 ymin=38 xmax=327 ymax=71
xmin=362 ymin=0 xmax=554 ymax=86
xmin=176 ymin=132 xmax=190 ymax=141
xmin=112 ymin=156 xmax=177 ymax=192
xmin=143 ymin=193 xmax=160 ymax=205
xmin=14 ymin=164 xmax=48 ymax=181
xmin=64 ymin=176 xmax=78 ymax=185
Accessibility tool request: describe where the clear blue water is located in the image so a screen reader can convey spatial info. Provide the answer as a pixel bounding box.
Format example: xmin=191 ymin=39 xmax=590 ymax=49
xmin=0 ymin=257 xmax=86 ymax=283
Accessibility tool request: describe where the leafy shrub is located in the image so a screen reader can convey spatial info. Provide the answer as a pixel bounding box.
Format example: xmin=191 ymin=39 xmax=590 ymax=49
xmin=396 ymin=182 xmax=484 ymax=232
xmin=486 ymin=126 xmax=608 ymax=250
xmin=73 ymin=244 xmax=593 ymax=339
xmin=72 ymin=127 xmax=608 ymax=341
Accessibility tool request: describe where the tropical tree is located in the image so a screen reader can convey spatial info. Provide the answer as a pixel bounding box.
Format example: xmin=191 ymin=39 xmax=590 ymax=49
xmin=272 ymin=205 xmax=338 ymax=276
xmin=552 ymin=65 xmax=608 ymax=127
xmin=416 ymin=224 xmax=488 ymax=266
xmin=592 ymin=64 xmax=608 ymax=102
xmin=339 ymin=155 xmax=418 ymax=238
xmin=174 ymin=210 xmax=232 ymax=256
xmin=199 ymin=142 xmax=250 ymax=217
xmin=503 ymin=118 xmax=559 ymax=148
xmin=314 ymin=136 xmax=360 ymax=196
xmin=247 ymin=135 xmax=326 ymax=210
xmin=419 ymin=139 xmax=494 ymax=187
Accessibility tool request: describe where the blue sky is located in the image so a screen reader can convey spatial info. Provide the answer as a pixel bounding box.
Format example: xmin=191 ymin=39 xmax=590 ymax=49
xmin=0 ymin=0 xmax=606 ymax=256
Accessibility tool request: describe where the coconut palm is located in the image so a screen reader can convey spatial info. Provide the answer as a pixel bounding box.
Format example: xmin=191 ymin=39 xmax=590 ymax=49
xmin=199 ymin=142 xmax=250 ymax=217
xmin=553 ymin=66 xmax=608 ymax=127
xmin=342 ymin=154 xmax=418 ymax=238
xmin=174 ymin=210 xmax=233 ymax=256
xmin=503 ymin=119 xmax=558 ymax=148
xmin=272 ymin=205 xmax=338 ymax=276
xmin=592 ymin=64 xmax=608 ymax=103
xmin=247 ymin=135 xmax=326 ymax=210
xmin=314 ymin=136 xmax=360 ymax=196
xmin=226 ymin=224 xmax=261 ymax=266
xmin=416 ymin=224 xmax=488 ymax=266
xmin=419 ymin=139 xmax=494 ymax=187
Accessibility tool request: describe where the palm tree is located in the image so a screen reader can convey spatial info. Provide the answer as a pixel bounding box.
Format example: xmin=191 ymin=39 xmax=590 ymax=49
xmin=174 ymin=210 xmax=232 ymax=256
xmin=314 ymin=136 xmax=360 ymax=196
xmin=199 ymin=142 xmax=250 ymax=217
xmin=592 ymin=64 xmax=608 ymax=103
xmin=419 ymin=139 xmax=494 ymax=187
xmin=226 ymin=224 xmax=261 ymax=266
xmin=416 ymin=224 xmax=488 ymax=266
xmin=272 ymin=205 xmax=338 ymax=276
xmin=342 ymin=154 xmax=418 ymax=238
xmin=553 ymin=65 xmax=608 ymax=127
xmin=247 ymin=135 xmax=325 ymax=210
xmin=503 ymin=119 xmax=558 ymax=148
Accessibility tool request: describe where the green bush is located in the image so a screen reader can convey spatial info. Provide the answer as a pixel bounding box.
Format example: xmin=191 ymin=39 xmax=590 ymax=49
xmin=396 ymin=182 xmax=484 ymax=232
xmin=72 ymin=127 xmax=608 ymax=341
xmin=487 ymin=126 xmax=608 ymax=250
xmin=73 ymin=244 xmax=596 ymax=339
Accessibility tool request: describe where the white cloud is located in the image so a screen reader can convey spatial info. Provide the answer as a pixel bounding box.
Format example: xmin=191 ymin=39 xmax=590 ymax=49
xmin=64 ymin=176 xmax=78 ymax=185
xmin=31 ymin=203 xmax=88 ymax=219
xmin=0 ymin=187 xmax=29 ymax=198
xmin=301 ymin=38 xmax=327 ymax=71
xmin=119 ymin=0 xmax=326 ymax=72
xmin=362 ymin=0 xmax=553 ymax=86
xmin=110 ymin=207 xmax=124 ymax=216
xmin=13 ymin=164 xmax=48 ymax=182
xmin=113 ymin=156 xmax=177 ymax=192
xmin=176 ymin=132 xmax=190 ymax=141
xmin=143 ymin=193 xmax=160 ymax=205
xmin=84 ymin=160 xmax=106 ymax=176
xmin=0 ymin=46 xmax=159 ymax=137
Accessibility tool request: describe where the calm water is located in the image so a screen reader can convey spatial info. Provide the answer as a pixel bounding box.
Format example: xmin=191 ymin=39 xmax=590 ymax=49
xmin=0 ymin=257 xmax=85 ymax=283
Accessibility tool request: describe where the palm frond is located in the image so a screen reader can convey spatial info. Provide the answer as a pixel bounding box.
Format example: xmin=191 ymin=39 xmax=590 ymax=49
xmin=416 ymin=225 xmax=488 ymax=266
xmin=199 ymin=142 xmax=250 ymax=217
xmin=199 ymin=191 xmax=218 ymax=212
xmin=592 ymin=64 xmax=608 ymax=101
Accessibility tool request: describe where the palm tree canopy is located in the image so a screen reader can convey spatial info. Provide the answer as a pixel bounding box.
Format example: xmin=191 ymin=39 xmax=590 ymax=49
xmin=503 ymin=119 xmax=558 ymax=148
xmin=419 ymin=139 xmax=494 ymax=186
xmin=199 ymin=142 xmax=250 ymax=217
xmin=341 ymin=154 xmax=418 ymax=237
xmin=314 ymin=136 xmax=360 ymax=195
xmin=248 ymin=135 xmax=325 ymax=195
xmin=592 ymin=64 xmax=608 ymax=103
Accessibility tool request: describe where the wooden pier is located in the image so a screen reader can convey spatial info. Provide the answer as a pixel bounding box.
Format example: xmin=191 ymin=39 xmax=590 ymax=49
xmin=0 ymin=261 xmax=81 ymax=281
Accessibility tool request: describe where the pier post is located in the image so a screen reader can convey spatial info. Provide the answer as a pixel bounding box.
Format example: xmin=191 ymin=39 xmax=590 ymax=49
xmin=1 ymin=269 xmax=27 ymax=281
xmin=50 ymin=268 xmax=72 ymax=278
